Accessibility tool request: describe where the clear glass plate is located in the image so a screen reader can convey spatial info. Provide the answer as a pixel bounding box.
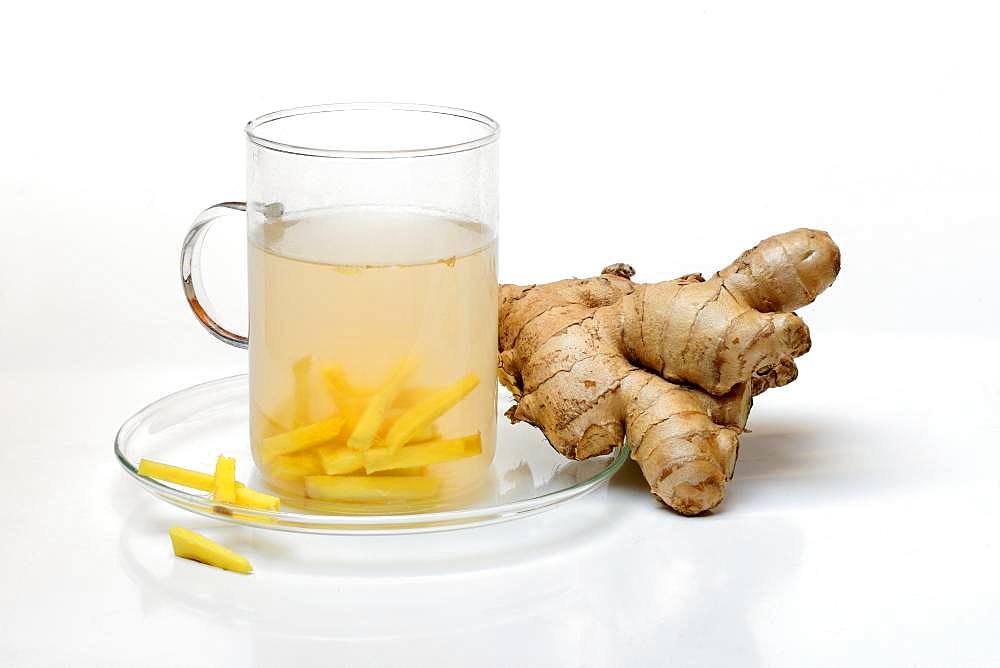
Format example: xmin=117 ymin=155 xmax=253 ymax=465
xmin=115 ymin=375 xmax=629 ymax=534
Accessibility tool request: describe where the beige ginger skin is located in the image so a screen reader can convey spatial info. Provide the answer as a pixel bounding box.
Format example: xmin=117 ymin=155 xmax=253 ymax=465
xmin=498 ymin=229 xmax=841 ymax=515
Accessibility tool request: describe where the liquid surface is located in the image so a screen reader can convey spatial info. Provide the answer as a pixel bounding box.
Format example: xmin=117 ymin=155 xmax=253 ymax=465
xmin=248 ymin=208 xmax=498 ymax=509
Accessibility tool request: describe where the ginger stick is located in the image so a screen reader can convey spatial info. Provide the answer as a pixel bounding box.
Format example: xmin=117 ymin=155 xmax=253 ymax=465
xmin=137 ymin=459 xmax=279 ymax=510
xmin=170 ymin=527 xmax=253 ymax=574
xmin=322 ymin=365 xmax=371 ymax=425
xmin=260 ymin=416 xmax=345 ymax=459
xmin=305 ymin=475 xmax=441 ymax=502
xmin=292 ymin=356 xmax=312 ymax=427
xmin=363 ymin=434 xmax=481 ymax=474
xmin=346 ymin=356 xmax=420 ymax=451
xmin=212 ymin=455 xmax=237 ymax=503
xmin=139 ymin=459 xmax=216 ymax=491
xmin=268 ymin=451 xmax=324 ymax=480
xmin=315 ymin=446 xmax=365 ymax=475
xmin=382 ymin=373 xmax=480 ymax=453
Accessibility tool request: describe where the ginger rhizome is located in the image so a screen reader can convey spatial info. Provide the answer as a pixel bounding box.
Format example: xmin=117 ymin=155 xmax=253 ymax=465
xmin=498 ymin=228 xmax=840 ymax=515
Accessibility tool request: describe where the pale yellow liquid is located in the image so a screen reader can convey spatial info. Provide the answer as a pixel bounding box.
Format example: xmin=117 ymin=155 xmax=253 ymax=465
xmin=248 ymin=208 xmax=497 ymax=510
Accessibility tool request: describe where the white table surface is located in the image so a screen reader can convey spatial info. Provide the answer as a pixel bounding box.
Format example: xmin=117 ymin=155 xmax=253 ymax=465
xmin=4 ymin=328 xmax=997 ymax=667
xmin=3 ymin=2 xmax=1000 ymax=665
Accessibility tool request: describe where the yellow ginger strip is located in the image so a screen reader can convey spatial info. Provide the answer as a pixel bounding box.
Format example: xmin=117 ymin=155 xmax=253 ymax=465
xmin=266 ymin=476 xmax=306 ymax=499
xmin=138 ymin=459 xmax=279 ymax=510
xmin=292 ymin=356 xmax=312 ymax=427
xmin=255 ymin=403 xmax=291 ymax=436
xmin=364 ymin=434 xmax=482 ymax=474
xmin=347 ymin=356 xmax=421 ymax=451
xmin=212 ymin=456 xmax=237 ymax=503
xmin=383 ymin=373 xmax=480 ymax=453
xmin=323 ymin=365 xmax=378 ymax=397
xmin=231 ymin=512 xmax=278 ymax=524
xmin=169 ymin=527 xmax=252 ymax=574
xmin=316 ymin=446 xmax=365 ymax=475
xmin=139 ymin=459 xmax=216 ymax=491
xmin=305 ymin=475 xmax=441 ymax=502
xmin=322 ymin=367 xmax=437 ymax=425
xmin=233 ymin=487 xmax=280 ymax=511
xmin=268 ymin=451 xmax=323 ymax=480
xmin=394 ymin=387 xmax=441 ymax=409
xmin=377 ymin=409 xmax=440 ymax=444
xmin=371 ymin=466 xmax=426 ymax=477
xmin=402 ymin=420 xmax=439 ymax=443
xmin=260 ymin=416 xmax=345 ymax=459
xmin=321 ymin=365 xmax=371 ymax=424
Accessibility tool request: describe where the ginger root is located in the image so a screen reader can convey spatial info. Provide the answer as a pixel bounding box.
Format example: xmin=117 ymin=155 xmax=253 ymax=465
xmin=498 ymin=228 xmax=840 ymax=515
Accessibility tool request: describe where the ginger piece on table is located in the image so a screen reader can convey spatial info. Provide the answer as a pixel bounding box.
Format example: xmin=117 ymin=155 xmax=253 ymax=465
xmin=260 ymin=416 xmax=345 ymax=459
xmin=305 ymin=475 xmax=441 ymax=502
xmin=346 ymin=356 xmax=420 ymax=451
xmin=169 ymin=527 xmax=252 ymax=574
xmin=382 ymin=373 xmax=480 ymax=453
xmin=315 ymin=446 xmax=365 ymax=475
xmin=363 ymin=434 xmax=481 ymax=474
xmin=212 ymin=455 xmax=237 ymax=503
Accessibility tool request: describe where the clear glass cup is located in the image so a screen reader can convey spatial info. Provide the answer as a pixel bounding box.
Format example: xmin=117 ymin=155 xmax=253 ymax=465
xmin=181 ymin=103 xmax=499 ymax=511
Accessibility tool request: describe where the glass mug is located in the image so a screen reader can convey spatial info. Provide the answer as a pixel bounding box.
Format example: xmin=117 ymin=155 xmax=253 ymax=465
xmin=181 ymin=104 xmax=499 ymax=510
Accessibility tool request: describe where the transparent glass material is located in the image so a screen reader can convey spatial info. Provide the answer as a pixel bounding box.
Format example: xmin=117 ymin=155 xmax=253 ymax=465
xmin=115 ymin=376 xmax=629 ymax=534
xmin=180 ymin=104 xmax=501 ymax=511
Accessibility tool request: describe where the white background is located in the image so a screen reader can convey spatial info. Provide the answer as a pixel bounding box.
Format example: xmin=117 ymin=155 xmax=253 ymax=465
xmin=2 ymin=1 xmax=998 ymax=666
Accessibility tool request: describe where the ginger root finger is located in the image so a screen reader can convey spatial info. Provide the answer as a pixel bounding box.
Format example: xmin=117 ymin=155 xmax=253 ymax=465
xmin=508 ymin=314 xmax=636 ymax=459
xmin=717 ymin=228 xmax=840 ymax=313
xmin=618 ymin=229 xmax=837 ymax=395
xmin=622 ymin=372 xmax=742 ymax=515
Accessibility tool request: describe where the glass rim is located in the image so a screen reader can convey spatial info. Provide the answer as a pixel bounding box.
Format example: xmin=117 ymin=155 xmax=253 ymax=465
xmin=245 ymin=102 xmax=500 ymax=159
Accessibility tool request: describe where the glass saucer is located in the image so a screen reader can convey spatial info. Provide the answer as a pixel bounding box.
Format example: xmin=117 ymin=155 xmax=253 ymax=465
xmin=115 ymin=375 xmax=629 ymax=534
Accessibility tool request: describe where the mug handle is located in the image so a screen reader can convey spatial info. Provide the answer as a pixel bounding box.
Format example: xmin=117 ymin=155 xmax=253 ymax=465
xmin=180 ymin=201 xmax=249 ymax=349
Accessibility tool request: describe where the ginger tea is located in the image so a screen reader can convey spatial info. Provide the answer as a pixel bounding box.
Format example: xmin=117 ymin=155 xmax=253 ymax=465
xmin=248 ymin=208 xmax=497 ymax=510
